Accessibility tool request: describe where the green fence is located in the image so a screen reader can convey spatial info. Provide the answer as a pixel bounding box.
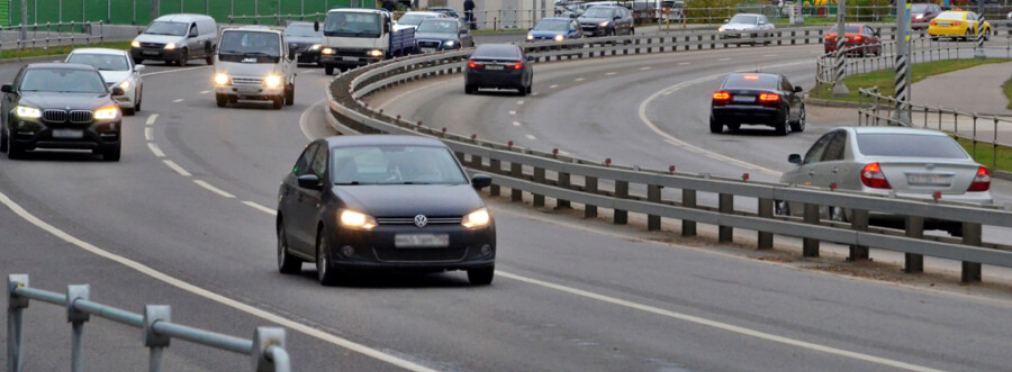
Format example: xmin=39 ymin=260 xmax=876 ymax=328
xmin=8 ymin=0 xmax=355 ymax=26
xmin=1 ymin=0 xmax=9 ymax=26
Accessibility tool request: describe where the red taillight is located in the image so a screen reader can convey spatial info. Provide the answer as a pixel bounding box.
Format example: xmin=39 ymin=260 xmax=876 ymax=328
xmin=510 ymin=61 xmax=524 ymax=70
xmin=758 ymin=93 xmax=779 ymax=101
xmin=854 ymin=35 xmax=862 ymax=42
xmin=930 ymin=21 xmax=937 ymax=26
xmin=467 ymin=60 xmax=483 ymax=69
xmin=713 ymin=91 xmax=730 ymax=100
xmin=951 ymin=22 xmax=961 ymax=26
xmin=861 ymin=162 xmax=891 ymax=189
xmin=968 ymin=166 xmax=991 ymax=192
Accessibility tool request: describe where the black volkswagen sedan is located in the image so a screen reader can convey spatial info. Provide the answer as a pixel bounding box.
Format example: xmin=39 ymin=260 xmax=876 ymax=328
xmin=0 ymin=63 xmax=124 ymax=160
xmin=465 ymin=44 xmax=533 ymax=96
xmin=709 ymin=73 xmax=806 ymax=136
xmin=276 ymin=135 xmax=497 ymax=286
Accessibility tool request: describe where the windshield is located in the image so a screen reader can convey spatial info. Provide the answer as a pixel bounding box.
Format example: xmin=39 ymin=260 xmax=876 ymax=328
xmin=20 ymin=69 xmax=107 ymax=93
xmin=729 ymin=15 xmax=757 ymax=24
xmin=144 ymin=21 xmax=188 ymax=36
xmin=324 ymin=12 xmax=381 ymax=37
xmin=284 ymin=24 xmax=322 ymax=37
xmin=722 ymin=74 xmax=778 ymax=90
xmin=935 ymin=11 xmax=965 ymax=20
xmin=67 ymin=54 xmax=130 ymax=71
xmin=398 ymin=14 xmax=435 ymax=26
xmin=219 ymin=31 xmax=281 ymax=58
xmin=581 ymin=8 xmax=615 ymax=18
xmin=856 ymin=134 xmax=968 ymax=158
xmin=416 ymin=20 xmax=458 ymax=34
xmin=331 ymin=145 xmax=468 ymax=185
xmin=829 ymin=25 xmax=862 ymax=33
xmin=534 ymin=19 xmax=570 ymax=31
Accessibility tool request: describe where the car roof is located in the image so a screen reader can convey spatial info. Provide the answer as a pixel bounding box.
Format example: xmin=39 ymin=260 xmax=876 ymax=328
xmin=732 ymin=13 xmax=763 ymax=16
xmin=227 ymin=26 xmax=281 ymax=34
xmin=404 ymin=11 xmax=443 ymax=16
xmin=323 ymin=135 xmax=448 ymax=148
xmin=154 ymin=13 xmax=214 ymax=22
xmin=287 ymin=21 xmax=314 ymax=27
xmin=429 ymin=7 xmax=454 ymax=10
xmin=726 ymin=72 xmax=781 ymax=79
xmin=68 ymin=48 xmax=129 ymax=56
xmin=846 ymin=127 xmax=949 ymax=136
xmin=328 ymin=8 xmax=384 ymax=14
xmin=27 ymin=62 xmax=99 ymax=71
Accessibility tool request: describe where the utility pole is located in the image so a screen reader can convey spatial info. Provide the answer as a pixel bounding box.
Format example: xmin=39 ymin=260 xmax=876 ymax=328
xmin=831 ymin=0 xmax=849 ymax=97
xmin=892 ymin=0 xmax=912 ymax=126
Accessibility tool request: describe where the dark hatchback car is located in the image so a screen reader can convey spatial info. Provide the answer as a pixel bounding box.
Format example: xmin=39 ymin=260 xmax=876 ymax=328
xmin=0 ymin=63 xmax=124 ymax=160
xmin=284 ymin=22 xmax=325 ymax=65
xmin=710 ymin=73 xmax=805 ymax=136
xmin=276 ymin=135 xmax=497 ymax=286
xmin=578 ymin=6 xmax=634 ymax=37
xmin=465 ymin=44 xmax=533 ymax=95
xmin=415 ymin=18 xmax=474 ymax=52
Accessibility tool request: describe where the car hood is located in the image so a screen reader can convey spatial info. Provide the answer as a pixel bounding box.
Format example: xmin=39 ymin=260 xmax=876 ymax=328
xmin=415 ymin=32 xmax=459 ymax=42
xmin=721 ymin=23 xmax=758 ymax=31
xmin=134 ymin=34 xmax=185 ymax=44
xmin=99 ymin=71 xmax=132 ymax=85
xmin=20 ymin=91 xmax=112 ymax=110
xmin=286 ymin=36 xmax=321 ymax=45
xmin=333 ymin=184 xmax=484 ymax=217
xmin=216 ymin=62 xmax=282 ymax=77
xmin=530 ymin=30 xmax=565 ymax=37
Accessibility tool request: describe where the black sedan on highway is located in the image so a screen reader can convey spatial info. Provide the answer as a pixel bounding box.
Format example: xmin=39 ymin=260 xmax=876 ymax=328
xmin=0 ymin=63 xmax=124 ymax=160
xmin=710 ymin=73 xmax=806 ymax=136
xmin=465 ymin=44 xmax=533 ymax=96
xmin=284 ymin=22 xmax=324 ymax=65
xmin=276 ymin=135 xmax=497 ymax=286
xmin=415 ymin=18 xmax=474 ymax=53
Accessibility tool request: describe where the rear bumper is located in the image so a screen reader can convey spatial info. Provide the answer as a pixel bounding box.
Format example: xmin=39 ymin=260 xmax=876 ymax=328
xmin=466 ymin=70 xmax=524 ymax=88
xmin=928 ymin=26 xmax=968 ymax=36
xmin=712 ymin=106 xmax=782 ymax=125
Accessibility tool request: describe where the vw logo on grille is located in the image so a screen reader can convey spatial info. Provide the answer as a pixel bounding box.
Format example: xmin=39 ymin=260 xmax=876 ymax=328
xmin=414 ymin=215 xmax=428 ymax=228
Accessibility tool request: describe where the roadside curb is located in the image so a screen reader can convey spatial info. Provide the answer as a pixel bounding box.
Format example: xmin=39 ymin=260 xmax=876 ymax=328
xmin=0 ymin=54 xmax=67 ymax=65
xmin=804 ymin=97 xmax=865 ymax=109
xmin=995 ymin=171 xmax=1012 ymax=182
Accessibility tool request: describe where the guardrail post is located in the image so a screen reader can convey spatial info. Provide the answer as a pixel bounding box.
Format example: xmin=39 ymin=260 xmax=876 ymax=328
xmin=557 ymin=172 xmax=571 ymax=209
xmin=647 ymin=185 xmax=662 ymax=231
xmin=718 ymin=193 xmax=733 ymax=242
xmin=614 ymin=181 xmax=629 ymax=225
xmin=682 ymin=189 xmax=696 ymax=236
xmin=533 ymin=167 xmax=546 ymax=207
xmin=510 ymin=162 xmax=522 ymax=202
xmin=66 ymin=284 xmax=90 ymax=372
xmin=803 ymin=204 xmax=820 ymax=257
xmin=489 ymin=159 xmax=501 ymax=197
xmin=252 ymin=327 xmax=287 ymax=372
xmin=757 ymin=198 xmax=773 ymax=249
xmin=904 ymin=216 xmax=924 ymax=273
xmin=7 ymin=274 xmax=29 ymax=372
xmin=961 ymin=222 xmax=983 ymax=283
xmin=848 ymin=209 xmax=870 ymax=261
xmin=585 ymin=177 xmax=598 ymax=218
xmin=143 ymin=305 xmax=171 ymax=372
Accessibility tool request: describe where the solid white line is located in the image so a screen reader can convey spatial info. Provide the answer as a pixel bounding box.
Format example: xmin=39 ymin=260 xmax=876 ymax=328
xmin=574 ymin=77 xmax=585 ymax=82
xmin=509 ymin=110 xmax=516 ymax=116
xmin=526 ymin=134 xmax=537 ymax=140
xmin=144 ymin=127 xmax=153 ymax=141
xmin=639 ymin=66 xmax=652 ymax=71
xmin=242 ymin=201 xmax=278 ymax=216
xmin=147 ymin=143 xmax=165 ymax=158
xmin=498 ymin=271 xmax=948 ymax=372
xmin=763 ymin=54 xmax=778 ymax=57
xmin=193 ymin=180 xmax=236 ymax=198
xmin=173 ymin=99 xmax=184 ymax=103
xmin=718 ymin=58 xmax=731 ymax=61
xmin=300 ymin=100 xmax=325 ymax=140
xmin=512 ymin=121 xmax=521 ymax=126
xmin=146 ymin=114 xmax=159 ymax=126
xmin=162 ymin=160 xmax=192 ymax=177
xmin=141 ymin=66 xmax=208 ymax=77
xmin=550 ymin=84 xmax=559 ymax=89
xmin=0 ymin=190 xmax=441 ymax=372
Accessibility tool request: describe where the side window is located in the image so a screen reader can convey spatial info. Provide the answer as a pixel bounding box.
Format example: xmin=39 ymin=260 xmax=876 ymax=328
xmin=190 ymin=23 xmax=198 ymax=37
xmin=822 ymin=132 xmax=847 ymax=162
xmin=780 ymin=78 xmax=791 ymax=92
xmin=572 ymin=20 xmax=579 ymax=30
xmin=803 ymin=133 xmax=833 ymax=165
xmin=294 ymin=144 xmax=318 ymax=176
xmin=11 ymin=67 xmax=26 ymax=90
xmin=311 ymin=145 xmax=328 ymax=177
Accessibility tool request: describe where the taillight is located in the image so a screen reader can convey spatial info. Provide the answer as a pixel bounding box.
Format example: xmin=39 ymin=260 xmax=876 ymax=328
xmin=509 ymin=61 xmax=524 ymax=70
xmin=758 ymin=93 xmax=779 ymax=102
xmin=860 ymin=162 xmax=891 ymax=189
xmin=467 ymin=60 xmax=483 ymax=69
xmin=713 ymin=91 xmax=730 ymax=100
xmin=930 ymin=21 xmax=937 ymax=26
xmin=854 ymin=35 xmax=862 ymax=42
xmin=951 ymin=22 xmax=961 ymax=26
xmin=968 ymin=166 xmax=991 ymax=192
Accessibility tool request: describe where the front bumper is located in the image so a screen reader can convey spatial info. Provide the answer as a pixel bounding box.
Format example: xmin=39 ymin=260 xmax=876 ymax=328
xmin=581 ymin=26 xmax=606 ymax=36
xmin=712 ymin=106 xmax=782 ymax=125
xmin=10 ymin=116 xmax=120 ymax=150
xmin=215 ymin=84 xmax=285 ymax=99
xmin=131 ymin=47 xmax=182 ymax=62
xmin=323 ymin=223 xmax=496 ymax=271
xmin=320 ymin=49 xmax=383 ymax=67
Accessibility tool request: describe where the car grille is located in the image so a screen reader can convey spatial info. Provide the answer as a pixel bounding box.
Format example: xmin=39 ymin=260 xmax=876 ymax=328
xmin=373 ymin=247 xmax=468 ymax=263
xmin=43 ymin=109 xmax=92 ymax=124
xmin=43 ymin=109 xmax=66 ymax=122
xmin=232 ymin=77 xmax=263 ymax=85
xmin=375 ymin=217 xmax=463 ymax=225
xmin=418 ymin=41 xmax=442 ymax=48
xmin=140 ymin=42 xmax=164 ymax=48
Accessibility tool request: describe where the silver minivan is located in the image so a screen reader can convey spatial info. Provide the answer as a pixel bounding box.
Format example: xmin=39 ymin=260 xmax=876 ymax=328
xmin=131 ymin=14 xmax=218 ymax=66
xmin=213 ymin=27 xmax=298 ymax=109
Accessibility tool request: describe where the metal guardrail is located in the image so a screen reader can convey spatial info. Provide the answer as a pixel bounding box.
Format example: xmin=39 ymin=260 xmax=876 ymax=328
xmin=325 ymin=29 xmax=1012 ymax=284
xmin=6 ymin=274 xmax=291 ymax=372
xmin=227 ymin=12 xmax=328 ymax=25
xmin=0 ymin=21 xmax=111 ymax=56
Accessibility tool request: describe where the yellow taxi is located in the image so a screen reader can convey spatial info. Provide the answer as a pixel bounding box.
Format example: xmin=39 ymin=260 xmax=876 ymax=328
xmin=929 ymin=11 xmax=991 ymax=41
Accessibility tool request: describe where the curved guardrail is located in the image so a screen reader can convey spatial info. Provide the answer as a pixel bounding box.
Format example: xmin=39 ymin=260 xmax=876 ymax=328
xmin=325 ymin=29 xmax=1012 ymax=284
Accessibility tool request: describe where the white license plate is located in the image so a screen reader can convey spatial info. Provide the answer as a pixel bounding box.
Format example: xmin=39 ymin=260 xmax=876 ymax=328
xmin=733 ymin=95 xmax=755 ymax=103
xmin=906 ymin=173 xmax=951 ymax=186
xmin=394 ymin=234 xmax=450 ymax=248
xmin=421 ymin=48 xmax=436 ymax=54
xmin=52 ymin=129 xmax=84 ymax=139
xmin=142 ymin=50 xmax=159 ymax=55
xmin=485 ymin=65 xmax=504 ymax=71
xmin=342 ymin=56 xmax=359 ymax=62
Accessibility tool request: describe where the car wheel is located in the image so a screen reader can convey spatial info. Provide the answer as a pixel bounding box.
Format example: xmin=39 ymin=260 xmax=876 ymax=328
xmin=135 ymin=89 xmax=142 ymax=112
xmin=7 ymin=130 xmax=24 ymax=159
xmin=1 ymin=125 xmax=9 ymax=153
xmin=285 ymin=84 xmax=295 ymax=106
xmin=277 ymin=221 xmax=303 ymax=274
xmin=316 ymin=230 xmax=340 ymax=286
xmin=465 ymin=84 xmax=476 ymax=94
xmin=790 ymin=105 xmax=806 ymax=132
xmin=206 ymin=55 xmax=215 ymax=65
xmin=964 ymin=29 xmax=971 ymax=41
xmin=178 ymin=49 xmax=188 ymax=67
xmin=709 ymin=117 xmax=723 ymax=134
xmin=517 ymin=85 xmax=527 ymax=96
xmin=526 ymin=84 xmax=532 ymax=94
xmin=103 ymin=144 xmax=121 ymax=162
xmin=273 ymin=96 xmax=284 ymax=110
xmin=216 ymin=94 xmax=227 ymax=108
xmin=325 ymin=65 xmax=335 ymax=75
xmin=727 ymin=123 xmax=740 ymax=132
xmin=775 ymin=110 xmax=790 ymax=136
xmin=124 ymin=107 xmax=136 ymax=116
xmin=467 ymin=266 xmax=495 ymax=285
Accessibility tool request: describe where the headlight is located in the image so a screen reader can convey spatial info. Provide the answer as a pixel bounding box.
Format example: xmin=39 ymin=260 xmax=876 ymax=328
xmin=131 ymin=40 xmax=140 ymax=48
xmin=718 ymin=26 xmax=725 ymax=32
xmin=526 ymin=33 xmax=534 ymax=40
xmin=94 ymin=107 xmax=119 ymax=120
xmin=462 ymin=208 xmax=491 ymax=229
xmin=118 ymin=80 xmax=132 ymax=90
xmin=15 ymin=106 xmax=41 ymax=119
xmin=340 ymin=210 xmax=377 ymax=229
xmin=367 ymin=49 xmax=383 ymax=57
xmin=310 ymin=44 xmax=322 ymax=51
xmin=214 ymin=73 xmax=230 ymax=86
xmin=322 ymin=47 xmax=335 ymax=55
xmin=443 ymin=40 xmax=456 ymax=47
xmin=554 ymin=34 xmax=565 ymax=42
xmin=164 ymin=42 xmax=176 ymax=50
xmin=264 ymin=75 xmax=282 ymax=88
xmin=599 ymin=21 xmax=609 ymax=27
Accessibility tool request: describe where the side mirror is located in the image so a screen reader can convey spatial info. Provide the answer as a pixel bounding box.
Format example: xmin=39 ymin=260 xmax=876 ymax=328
xmin=298 ymin=174 xmax=322 ymax=189
xmin=793 ymin=86 xmax=803 ymax=93
xmin=134 ymin=64 xmax=146 ymax=72
xmin=288 ymin=49 xmax=297 ymax=60
xmin=471 ymin=174 xmax=492 ymax=190
xmin=613 ymin=16 xmax=621 ymax=20
xmin=788 ymin=154 xmax=802 ymax=165
xmin=314 ymin=21 xmax=320 ymax=32
xmin=111 ymin=87 xmax=125 ymax=96
xmin=0 ymin=84 xmax=11 ymax=93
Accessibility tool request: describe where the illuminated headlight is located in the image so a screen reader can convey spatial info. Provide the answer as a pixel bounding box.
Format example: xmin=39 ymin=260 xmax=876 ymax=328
xmin=340 ymin=210 xmax=377 ymax=230
xmin=322 ymin=47 xmax=335 ymax=55
xmin=94 ymin=107 xmax=119 ymax=120
xmin=310 ymin=44 xmax=322 ymax=51
xmin=526 ymin=33 xmax=534 ymax=41
xmin=554 ymin=34 xmax=565 ymax=42
xmin=443 ymin=40 xmax=456 ymax=47
xmin=164 ymin=42 xmax=176 ymax=50
xmin=599 ymin=21 xmax=609 ymax=27
xmin=264 ymin=75 xmax=282 ymax=88
xmin=118 ymin=80 xmax=132 ymax=91
xmin=718 ymin=26 xmax=725 ymax=32
xmin=462 ymin=208 xmax=491 ymax=229
xmin=214 ymin=73 xmax=230 ymax=86
xmin=367 ymin=49 xmax=384 ymax=57
xmin=15 ymin=106 xmax=41 ymax=119
xmin=131 ymin=40 xmax=140 ymax=48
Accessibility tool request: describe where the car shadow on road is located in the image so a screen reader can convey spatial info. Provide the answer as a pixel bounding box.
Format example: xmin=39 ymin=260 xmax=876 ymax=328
xmin=8 ymin=150 xmax=106 ymax=162
xmin=297 ymin=270 xmax=472 ymax=289
xmin=470 ymin=89 xmax=524 ymax=97
xmin=721 ymin=128 xmax=786 ymax=137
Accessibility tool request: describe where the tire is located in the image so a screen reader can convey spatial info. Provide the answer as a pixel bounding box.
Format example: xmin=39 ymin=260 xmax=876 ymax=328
xmin=102 ymin=144 xmax=121 ymax=162
xmin=277 ymin=221 xmax=303 ymax=274
xmin=465 ymin=84 xmax=476 ymax=94
xmin=206 ymin=56 xmax=215 ymax=65
xmin=517 ymin=85 xmax=527 ymax=96
xmin=526 ymin=84 xmax=532 ymax=94
xmin=709 ymin=117 xmax=723 ymax=134
xmin=134 ymin=88 xmax=142 ymax=113
xmin=178 ymin=49 xmax=188 ymax=67
xmin=775 ymin=110 xmax=790 ymax=136
xmin=272 ymin=96 xmax=284 ymax=110
xmin=1 ymin=125 xmax=8 ymax=153
xmin=124 ymin=107 xmax=136 ymax=116
xmin=727 ymin=123 xmax=740 ymax=132
xmin=316 ymin=230 xmax=341 ymax=286
xmin=964 ymin=29 xmax=971 ymax=42
xmin=216 ymin=94 xmax=227 ymax=108
xmin=8 ymin=131 xmax=24 ymax=159
xmin=325 ymin=65 xmax=335 ymax=75
xmin=285 ymin=85 xmax=295 ymax=106
xmin=790 ymin=105 xmax=806 ymax=132
xmin=467 ymin=266 xmax=495 ymax=286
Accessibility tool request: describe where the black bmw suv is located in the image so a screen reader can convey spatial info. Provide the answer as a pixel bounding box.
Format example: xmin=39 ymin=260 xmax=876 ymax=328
xmin=1 ymin=63 xmax=124 ymax=160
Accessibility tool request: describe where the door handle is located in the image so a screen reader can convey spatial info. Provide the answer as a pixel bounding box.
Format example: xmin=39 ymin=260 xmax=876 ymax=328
xmin=832 ymin=167 xmax=839 ymax=174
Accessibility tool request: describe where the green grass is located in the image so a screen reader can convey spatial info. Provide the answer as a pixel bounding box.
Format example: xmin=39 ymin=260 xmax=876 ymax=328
xmin=957 ymin=137 xmax=1012 ymax=172
xmin=1003 ymin=77 xmax=1012 ymax=111
xmin=0 ymin=41 xmax=133 ymax=60
xmin=810 ymin=58 xmax=1012 ymax=103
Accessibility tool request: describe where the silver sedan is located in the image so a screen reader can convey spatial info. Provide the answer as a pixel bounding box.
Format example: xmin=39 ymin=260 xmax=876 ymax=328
xmin=779 ymin=127 xmax=992 ymax=235
xmin=718 ymin=13 xmax=774 ymax=41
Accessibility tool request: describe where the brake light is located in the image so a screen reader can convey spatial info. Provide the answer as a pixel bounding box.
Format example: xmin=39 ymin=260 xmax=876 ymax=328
xmin=713 ymin=91 xmax=730 ymax=100
xmin=743 ymin=75 xmax=759 ymax=80
xmin=860 ymin=162 xmax=891 ymax=189
xmin=930 ymin=21 xmax=937 ymax=26
xmin=758 ymin=93 xmax=779 ymax=101
xmin=854 ymin=35 xmax=862 ymax=42
xmin=951 ymin=22 xmax=961 ymax=26
xmin=467 ymin=60 xmax=483 ymax=69
xmin=968 ymin=166 xmax=991 ymax=192
xmin=509 ymin=61 xmax=524 ymax=70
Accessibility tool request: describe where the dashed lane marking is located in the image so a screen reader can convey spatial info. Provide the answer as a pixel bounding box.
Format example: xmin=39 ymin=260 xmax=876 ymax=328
xmin=531 ymin=92 xmax=540 ymax=96
xmin=513 ymin=121 xmax=521 ymax=126
xmin=172 ymin=99 xmax=184 ymax=103
xmin=147 ymin=143 xmax=165 ymax=158
xmin=574 ymin=77 xmax=585 ymax=82
xmin=718 ymin=58 xmax=731 ymax=61
xmin=243 ymin=201 xmax=278 ymax=216
xmin=517 ymin=100 xmax=524 ymax=105
xmin=144 ymin=127 xmax=153 ymax=141
xmin=526 ymin=134 xmax=537 ymax=140
xmin=639 ymin=66 xmax=652 ymax=71
xmin=509 ymin=110 xmax=516 ymax=116
xmin=146 ymin=114 xmax=159 ymax=126
xmin=606 ymin=72 xmax=617 ymax=75
xmin=163 ymin=160 xmax=192 ymax=177
xmin=678 ymin=62 xmax=690 ymax=65
xmin=140 ymin=66 xmax=208 ymax=77
xmin=200 ymin=90 xmax=210 ymax=94
xmin=550 ymin=84 xmax=559 ymax=89
xmin=193 ymin=180 xmax=236 ymax=198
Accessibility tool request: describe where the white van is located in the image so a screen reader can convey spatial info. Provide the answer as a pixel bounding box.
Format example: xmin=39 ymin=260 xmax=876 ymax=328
xmin=213 ymin=27 xmax=297 ymax=109
xmin=131 ymin=14 xmax=218 ymax=66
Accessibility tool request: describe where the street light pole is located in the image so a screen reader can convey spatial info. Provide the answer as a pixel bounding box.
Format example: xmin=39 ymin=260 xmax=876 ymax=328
xmin=831 ymin=0 xmax=849 ymax=97
xmin=892 ymin=0 xmax=912 ymax=126
xmin=975 ymin=0 xmax=986 ymax=59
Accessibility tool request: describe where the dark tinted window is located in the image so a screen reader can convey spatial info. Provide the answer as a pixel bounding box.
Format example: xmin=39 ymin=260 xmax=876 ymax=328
xmin=295 ymin=144 xmax=318 ymax=176
xmin=829 ymin=25 xmax=862 ymax=33
xmin=20 ymin=69 xmax=107 ymax=93
xmin=804 ymin=133 xmax=833 ymax=165
xmin=534 ymin=19 xmax=571 ymax=31
xmin=144 ymin=21 xmax=188 ymax=36
xmin=729 ymin=15 xmax=758 ymax=24
xmin=856 ymin=134 xmax=968 ymax=158
xmin=472 ymin=45 xmax=521 ymax=60
xmin=331 ymin=145 xmax=468 ymax=185
xmin=416 ymin=19 xmax=458 ymax=33
xmin=722 ymin=74 xmax=779 ymax=90
xmin=822 ymin=132 xmax=847 ymax=161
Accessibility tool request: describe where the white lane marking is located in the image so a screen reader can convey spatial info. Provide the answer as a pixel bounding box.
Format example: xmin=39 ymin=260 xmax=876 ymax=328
xmin=512 ymin=121 xmax=521 ymax=126
xmin=243 ymin=201 xmax=278 ymax=216
xmin=663 ymin=91 xmax=673 ymax=96
xmin=161 ymin=160 xmax=192 ymax=177
xmin=517 ymin=100 xmax=525 ymax=105
xmin=0 ymin=191 xmax=442 ymax=372
xmin=300 ymin=100 xmax=326 ymax=140
xmin=526 ymin=134 xmax=537 ymax=140
xmin=509 ymin=110 xmax=516 ymax=116
xmin=147 ymin=143 xmax=165 ymax=158
xmin=172 ymin=99 xmax=184 ymax=103
xmin=144 ymin=127 xmax=153 ymax=141
xmin=498 ymin=271 xmax=947 ymax=372
xmin=574 ymin=77 xmax=585 ymax=82
xmin=718 ymin=58 xmax=731 ymax=61
xmin=146 ymin=114 xmax=159 ymax=126
xmin=200 ymin=90 xmax=210 ymax=94
xmin=605 ymin=72 xmax=617 ymax=75
xmin=193 ymin=180 xmax=236 ymax=198
xmin=763 ymin=54 xmax=778 ymax=57
xmin=678 ymin=62 xmax=691 ymax=65
xmin=140 ymin=66 xmax=208 ymax=77
xmin=550 ymin=84 xmax=559 ymax=89
xmin=639 ymin=66 xmax=652 ymax=71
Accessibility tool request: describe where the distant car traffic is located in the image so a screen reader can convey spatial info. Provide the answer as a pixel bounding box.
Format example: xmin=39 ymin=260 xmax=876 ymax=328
xmin=66 ymin=48 xmax=145 ymax=115
xmin=415 ymin=18 xmax=473 ymax=52
xmin=394 ymin=11 xmax=447 ymax=32
xmin=130 ymin=14 xmax=218 ymax=66
xmin=780 ymin=127 xmax=992 ymax=235
xmin=910 ymin=3 xmax=942 ymax=29
xmin=214 ymin=27 xmax=298 ymax=109
xmin=465 ymin=44 xmax=534 ymax=96
xmin=284 ymin=22 xmax=324 ymax=65
xmin=276 ymin=135 xmax=496 ymax=286
xmin=824 ymin=23 xmax=882 ymax=56
xmin=718 ymin=13 xmax=774 ymax=41
xmin=710 ymin=73 xmax=805 ymax=135
xmin=0 ymin=63 xmax=124 ymax=161
xmin=929 ymin=11 xmax=991 ymax=41
xmin=527 ymin=17 xmax=583 ymax=42
xmin=578 ymin=6 xmax=635 ymax=37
